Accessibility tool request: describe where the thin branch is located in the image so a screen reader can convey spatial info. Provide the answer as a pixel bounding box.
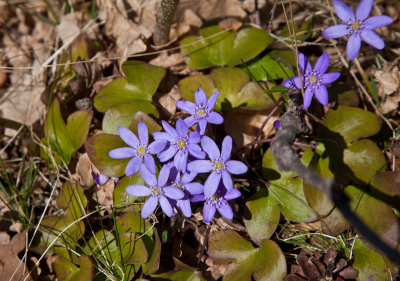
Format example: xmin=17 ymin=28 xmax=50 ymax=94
xmin=153 ymin=0 xmax=179 ymax=46
xmin=271 ymin=91 xmax=400 ymax=264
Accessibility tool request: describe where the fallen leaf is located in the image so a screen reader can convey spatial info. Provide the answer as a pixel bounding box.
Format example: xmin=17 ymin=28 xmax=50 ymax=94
xmin=149 ymin=52 xmax=184 ymax=69
xmin=56 ymin=13 xmax=80 ymax=45
xmin=375 ymin=66 xmax=400 ymax=97
xmin=173 ymin=8 xmax=203 ymax=38
xmin=0 ymin=231 xmax=32 ymax=281
xmin=93 ymin=179 xmax=115 ymax=209
xmin=74 ymin=153 xmax=94 ymax=188
xmin=177 ymin=0 xmax=246 ymax=21
xmin=157 ymin=85 xmax=182 ymax=115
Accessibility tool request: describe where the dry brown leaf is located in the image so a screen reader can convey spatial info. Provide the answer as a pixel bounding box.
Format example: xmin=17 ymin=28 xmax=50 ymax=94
xmin=74 ymin=153 xmax=94 ymax=188
xmin=56 ymin=13 xmax=81 ymax=45
xmin=97 ymin=0 xmax=151 ymax=57
xmin=157 ymin=85 xmax=182 ymax=115
xmin=0 ymin=231 xmax=32 ymax=281
xmin=375 ymin=66 xmax=400 ymax=97
xmin=150 ymin=52 xmax=184 ymax=70
xmin=177 ymin=0 xmax=246 ymax=21
xmin=93 ymin=179 xmax=115 ymax=209
xmin=378 ymin=94 xmax=400 ymax=114
xmin=224 ymin=108 xmax=278 ymax=150
xmin=172 ymin=8 xmax=202 ymax=38
xmin=218 ymin=18 xmax=243 ymax=31
xmin=0 ymin=232 xmax=10 ymax=245
xmin=9 ymin=222 xmax=23 ymax=233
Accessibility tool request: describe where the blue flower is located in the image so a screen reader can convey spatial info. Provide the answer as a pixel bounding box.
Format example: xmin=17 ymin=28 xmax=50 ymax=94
xmin=176 ymin=88 xmax=224 ymax=135
xmin=322 ymin=0 xmax=393 ymax=60
xmin=168 ymin=166 xmax=204 ymax=217
xmin=282 ymin=52 xmax=340 ymax=109
xmin=109 ymin=122 xmax=167 ymax=176
xmin=153 ymin=118 xmax=205 ymax=172
xmin=191 ymin=183 xmax=241 ymax=223
xmin=125 ymin=164 xmax=185 ymax=218
xmin=187 ymin=135 xmax=248 ymax=198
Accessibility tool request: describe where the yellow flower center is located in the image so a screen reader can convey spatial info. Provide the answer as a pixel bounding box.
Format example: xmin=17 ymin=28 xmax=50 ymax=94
xmin=152 ymin=187 xmax=162 ymax=195
xmin=138 ymin=147 xmax=146 ymax=155
xmin=177 ymin=140 xmax=186 ymax=149
xmin=197 ymin=109 xmax=206 ymax=117
xmin=352 ymin=22 xmax=360 ymax=30
xmin=214 ymin=162 xmax=223 ymax=170
xmin=309 ymin=76 xmax=317 ymax=84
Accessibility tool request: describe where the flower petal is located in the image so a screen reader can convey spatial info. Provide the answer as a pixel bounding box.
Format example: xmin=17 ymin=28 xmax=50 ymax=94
xmin=221 ymin=135 xmax=232 ymax=162
xmin=152 ymin=132 xmax=174 ymax=142
xmin=364 ymin=15 xmax=393 ymax=30
xmin=195 ymin=88 xmax=207 ymax=106
xmin=190 ymin=194 xmax=206 ymax=202
xmin=188 ymin=144 xmax=206 ymax=159
xmin=141 ymin=196 xmax=158 ymax=218
xmin=206 ymin=111 xmax=224 ymax=125
xmin=303 ymin=87 xmax=314 ymax=109
xmin=314 ymin=85 xmax=329 ymax=106
xmin=176 ymin=100 xmax=196 ymax=114
xmin=137 ymin=121 xmax=148 ymax=145
xmin=125 ymin=184 xmax=151 ymax=197
xmin=125 ymin=156 xmax=141 ymax=176
xmin=204 ymin=172 xmax=222 ymax=197
xmin=109 ymin=147 xmax=136 ymax=159
xmin=222 ymin=170 xmax=233 ymax=190
xmin=321 ymin=72 xmax=341 ymax=84
xmin=356 ymin=0 xmax=373 ymax=20
xmin=201 ymin=136 xmax=220 ymax=160
xmin=207 ymin=91 xmax=220 ymax=110
xmin=314 ymin=52 xmax=330 ymax=75
xmin=333 ymin=0 xmax=355 ymax=23
xmin=158 ymin=164 xmax=171 ymax=186
xmin=144 ymin=155 xmax=156 ymax=174
xmin=176 ymin=118 xmax=189 ymax=137
xmin=217 ymin=202 xmax=233 ymax=220
xmin=184 ymin=182 xmax=204 ymax=195
xmin=282 ymin=76 xmax=301 ymax=90
xmin=139 ymin=164 xmax=157 ymax=186
xmin=226 ymin=160 xmax=248 ymax=175
xmin=203 ymin=204 xmax=216 ymax=223
xmin=181 ymin=171 xmax=197 ymax=184
xmin=224 ymin=188 xmax=242 ymax=200
xmin=118 ymin=126 xmax=139 ymax=148
xmin=148 ymin=140 xmax=167 ymax=154
xmin=347 ymin=34 xmax=362 ymax=60
xmin=361 ymin=29 xmax=385 ymax=49
xmin=188 ymin=131 xmax=200 ymax=144
xmin=158 ymin=146 xmax=177 ymax=162
xmin=161 ymin=120 xmax=179 ymax=139
xmin=187 ymin=160 xmax=212 ymax=173
xmin=159 ymin=195 xmax=173 ymax=217
xmin=298 ymin=53 xmax=312 ymax=74
xmin=174 ymin=150 xmax=188 ymax=172
xmin=177 ymin=199 xmax=192 ymax=217
xmin=184 ymin=116 xmax=197 ymax=127
xmin=322 ymin=24 xmax=349 ymax=38
xmin=198 ymin=119 xmax=207 ymax=135
xmin=163 ymin=186 xmax=185 ymax=200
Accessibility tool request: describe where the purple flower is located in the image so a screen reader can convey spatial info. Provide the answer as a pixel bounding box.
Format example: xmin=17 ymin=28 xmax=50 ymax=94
xmin=176 ymin=88 xmax=224 ymax=135
xmin=191 ymin=183 xmax=241 ymax=223
xmin=109 ymin=122 xmax=167 ymax=176
xmin=187 ymin=135 xmax=248 ymax=198
xmin=273 ymin=120 xmax=281 ymax=129
xmin=153 ymin=118 xmax=206 ymax=172
xmin=92 ymin=172 xmax=119 ymax=186
xmin=322 ymin=0 xmax=393 ymax=60
xmin=168 ymin=167 xmax=204 ymax=217
xmin=282 ymin=52 xmax=340 ymax=109
xmin=125 ymin=164 xmax=185 ymax=218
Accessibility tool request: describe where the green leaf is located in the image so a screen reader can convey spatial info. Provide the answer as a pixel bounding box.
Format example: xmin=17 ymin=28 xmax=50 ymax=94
xmin=343 ymin=139 xmax=387 ymax=184
xmin=85 ymin=134 xmax=129 ymax=177
xmin=243 ymin=188 xmax=280 ymax=245
xmin=116 ymin=212 xmax=153 ymax=236
xmin=151 ymin=258 xmax=205 ymax=281
xmin=65 ymin=110 xmax=93 ymax=149
xmin=142 ymin=228 xmax=162 ymax=275
xmin=208 ymin=230 xmax=286 ymax=281
xmin=180 ymin=26 xmax=273 ymax=69
xmin=94 ymin=60 xmax=165 ymax=133
xmin=57 ymin=181 xmax=87 ymax=220
xmin=262 ymin=148 xmax=317 ymax=222
xmin=119 ymin=233 xmax=149 ymax=264
xmin=113 ymin=173 xmax=146 ymax=211
xmin=353 ymin=238 xmax=397 ymax=281
xmin=246 ymin=55 xmax=294 ymax=81
xmin=179 ymin=67 xmax=280 ymax=111
xmin=320 ymin=106 xmax=382 ymax=144
xmin=53 ymin=255 xmax=94 ymax=281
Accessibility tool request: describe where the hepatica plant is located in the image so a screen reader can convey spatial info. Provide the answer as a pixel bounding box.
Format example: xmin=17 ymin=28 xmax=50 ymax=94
xmin=322 ymin=0 xmax=393 ymax=60
xmin=110 ymin=88 xmax=247 ymax=220
xmin=283 ymin=52 xmax=340 ymax=109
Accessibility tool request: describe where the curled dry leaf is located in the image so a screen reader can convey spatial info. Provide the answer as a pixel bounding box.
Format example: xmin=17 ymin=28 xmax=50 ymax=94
xmin=93 ymin=179 xmax=115 ymax=210
xmin=157 ymin=85 xmax=182 ymax=115
xmin=375 ymin=66 xmax=400 ymax=97
xmin=172 ymin=9 xmax=202 ymax=38
xmin=177 ymin=0 xmax=246 ymax=21
xmin=74 ymin=153 xmax=94 ymax=188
